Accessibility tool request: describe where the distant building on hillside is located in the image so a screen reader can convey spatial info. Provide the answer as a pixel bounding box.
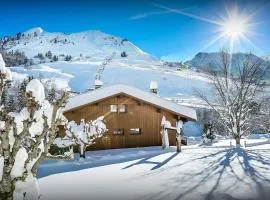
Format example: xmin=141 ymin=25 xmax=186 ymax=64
xmin=63 ymin=84 xmax=197 ymax=150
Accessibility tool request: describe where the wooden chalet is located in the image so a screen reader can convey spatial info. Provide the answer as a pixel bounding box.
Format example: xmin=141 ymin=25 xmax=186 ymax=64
xmin=63 ymin=84 xmax=197 ymax=150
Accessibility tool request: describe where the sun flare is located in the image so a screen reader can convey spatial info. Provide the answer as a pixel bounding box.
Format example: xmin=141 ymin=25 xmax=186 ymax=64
xmin=217 ymin=6 xmax=252 ymax=51
xmin=222 ymin=18 xmax=247 ymax=40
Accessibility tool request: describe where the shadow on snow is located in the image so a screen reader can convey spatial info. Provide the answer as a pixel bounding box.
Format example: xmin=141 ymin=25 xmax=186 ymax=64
xmin=38 ymin=146 xmax=270 ymax=200
xmin=137 ymin=147 xmax=270 ymax=200
xmin=37 ymin=147 xmax=176 ymax=178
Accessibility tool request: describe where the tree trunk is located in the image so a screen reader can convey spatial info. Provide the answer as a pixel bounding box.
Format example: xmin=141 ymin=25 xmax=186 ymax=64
xmin=161 ymin=129 xmax=169 ymax=149
xmin=79 ymin=145 xmax=86 ymax=158
xmin=79 ymin=151 xmax=86 ymax=159
xmin=176 ymin=135 xmax=181 ymax=152
xmin=235 ymin=136 xmax=241 ymax=146
xmin=0 ymin=178 xmax=14 ymax=200
xmin=0 ymin=191 xmax=13 ymax=200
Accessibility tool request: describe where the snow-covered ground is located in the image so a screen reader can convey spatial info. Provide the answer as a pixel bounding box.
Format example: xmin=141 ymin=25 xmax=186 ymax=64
xmin=11 ymin=61 xmax=211 ymax=107
xmin=6 ymin=27 xmax=160 ymax=64
xmin=38 ymin=138 xmax=270 ymax=200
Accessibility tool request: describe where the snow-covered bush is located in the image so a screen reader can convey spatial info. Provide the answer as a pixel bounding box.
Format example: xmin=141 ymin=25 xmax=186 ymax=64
xmin=0 ymin=54 xmax=12 ymax=98
xmin=0 ymin=54 xmax=69 ymax=200
xmin=202 ymin=122 xmax=216 ymax=143
xmin=160 ymin=116 xmax=171 ymax=149
xmin=160 ymin=116 xmax=184 ymax=152
xmin=63 ymin=117 xmax=107 ymax=158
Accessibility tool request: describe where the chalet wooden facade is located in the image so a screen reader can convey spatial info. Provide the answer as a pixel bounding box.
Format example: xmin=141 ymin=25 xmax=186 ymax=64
xmin=63 ymin=84 xmax=197 ymax=150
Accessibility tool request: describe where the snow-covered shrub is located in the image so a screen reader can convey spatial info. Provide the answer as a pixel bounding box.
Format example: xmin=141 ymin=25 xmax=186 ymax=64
xmin=121 ymin=51 xmax=128 ymax=58
xmin=0 ymin=54 xmax=12 ymax=98
xmin=160 ymin=116 xmax=171 ymax=149
xmin=160 ymin=116 xmax=184 ymax=152
xmin=1 ymin=76 xmax=34 ymax=112
xmin=0 ymin=54 xmax=69 ymax=200
xmin=63 ymin=117 xmax=107 ymax=158
xmin=202 ymin=122 xmax=216 ymax=143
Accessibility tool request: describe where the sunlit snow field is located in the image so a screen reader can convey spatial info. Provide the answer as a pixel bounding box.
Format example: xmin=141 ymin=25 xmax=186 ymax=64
xmin=38 ymin=138 xmax=270 ymax=200
xmin=10 ymin=61 xmax=211 ymax=107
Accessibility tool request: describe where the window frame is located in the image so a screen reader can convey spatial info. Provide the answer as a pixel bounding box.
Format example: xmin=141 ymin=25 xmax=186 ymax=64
xmin=118 ymin=104 xmax=127 ymax=113
xmin=113 ymin=128 xmax=124 ymax=135
xmin=110 ymin=104 xmax=118 ymax=113
xmin=129 ymin=128 xmax=141 ymax=135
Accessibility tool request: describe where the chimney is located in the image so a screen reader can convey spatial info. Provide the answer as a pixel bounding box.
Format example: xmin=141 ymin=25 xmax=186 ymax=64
xmin=150 ymin=81 xmax=158 ymax=94
xmin=94 ymin=79 xmax=103 ymax=89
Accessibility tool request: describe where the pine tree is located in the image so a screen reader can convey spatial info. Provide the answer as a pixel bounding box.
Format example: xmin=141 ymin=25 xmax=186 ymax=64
xmin=6 ymin=95 xmax=15 ymax=113
xmin=47 ymin=87 xmax=56 ymax=104
xmin=17 ymin=76 xmax=34 ymax=111
xmin=121 ymin=51 xmax=128 ymax=57
xmin=203 ymin=122 xmax=216 ymax=143
xmin=47 ymin=51 xmax=52 ymax=59
xmin=37 ymin=53 xmax=45 ymax=60
xmin=0 ymin=88 xmax=7 ymax=106
xmin=64 ymin=55 xmax=72 ymax=61
xmin=52 ymin=55 xmax=58 ymax=62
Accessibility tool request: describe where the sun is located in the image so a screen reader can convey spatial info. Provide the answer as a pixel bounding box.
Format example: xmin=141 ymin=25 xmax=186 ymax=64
xmin=151 ymin=2 xmax=260 ymax=54
xmin=222 ymin=18 xmax=247 ymax=40
xmin=217 ymin=6 xmax=251 ymax=48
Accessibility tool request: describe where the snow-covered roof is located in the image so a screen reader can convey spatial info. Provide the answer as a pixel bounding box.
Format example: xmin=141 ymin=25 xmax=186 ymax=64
xmin=64 ymin=84 xmax=197 ymax=120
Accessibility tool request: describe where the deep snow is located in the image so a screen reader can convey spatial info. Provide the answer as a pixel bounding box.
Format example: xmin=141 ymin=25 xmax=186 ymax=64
xmin=38 ymin=139 xmax=270 ymax=200
xmin=10 ymin=61 xmax=211 ymax=107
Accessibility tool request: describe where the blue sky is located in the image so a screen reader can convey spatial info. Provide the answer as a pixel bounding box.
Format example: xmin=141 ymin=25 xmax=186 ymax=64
xmin=1 ymin=0 xmax=270 ymax=61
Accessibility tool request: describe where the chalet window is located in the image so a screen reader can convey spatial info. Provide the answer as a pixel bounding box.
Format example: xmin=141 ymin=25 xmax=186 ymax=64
xmin=118 ymin=104 xmax=127 ymax=113
xmin=113 ymin=129 xmax=124 ymax=135
xmin=129 ymin=128 xmax=141 ymax=135
xmin=110 ymin=105 xmax=118 ymax=112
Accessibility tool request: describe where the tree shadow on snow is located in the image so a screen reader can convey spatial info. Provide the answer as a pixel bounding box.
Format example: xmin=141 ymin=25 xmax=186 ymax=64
xmin=147 ymin=147 xmax=270 ymax=200
xmin=122 ymin=152 xmax=179 ymax=170
xmin=37 ymin=147 xmax=176 ymax=178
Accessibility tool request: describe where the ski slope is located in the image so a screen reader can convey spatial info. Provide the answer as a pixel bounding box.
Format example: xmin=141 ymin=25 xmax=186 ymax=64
xmin=10 ymin=61 xmax=211 ymax=107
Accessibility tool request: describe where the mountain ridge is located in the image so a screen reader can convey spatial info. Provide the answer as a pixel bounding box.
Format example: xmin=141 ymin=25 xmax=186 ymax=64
xmin=185 ymin=52 xmax=270 ymax=72
xmin=0 ymin=27 xmax=162 ymax=68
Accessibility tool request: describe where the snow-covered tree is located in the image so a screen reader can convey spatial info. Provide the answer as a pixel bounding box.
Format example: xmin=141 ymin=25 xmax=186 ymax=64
xmin=52 ymin=55 xmax=58 ymax=62
xmin=64 ymin=117 xmax=107 ymax=158
xmin=253 ymin=96 xmax=270 ymax=134
xmin=202 ymin=122 xmax=216 ymax=143
xmin=176 ymin=120 xmax=183 ymax=152
xmin=46 ymin=87 xmax=56 ymax=104
xmin=0 ymin=54 xmax=69 ymax=200
xmin=160 ymin=116 xmax=170 ymax=149
xmin=45 ymin=51 xmax=52 ymax=59
xmin=160 ymin=116 xmax=184 ymax=152
xmin=0 ymin=54 xmax=12 ymax=98
xmin=197 ymin=108 xmax=226 ymax=136
xmin=196 ymin=50 xmax=268 ymax=145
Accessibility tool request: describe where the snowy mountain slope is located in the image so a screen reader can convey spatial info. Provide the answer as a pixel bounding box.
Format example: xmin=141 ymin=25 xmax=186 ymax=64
xmin=185 ymin=52 xmax=270 ymax=77
xmin=2 ymin=27 xmax=162 ymax=68
xmin=1 ymin=27 xmax=212 ymax=108
xmin=10 ymin=61 xmax=211 ymax=107
xmin=263 ymin=55 xmax=270 ymax=62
